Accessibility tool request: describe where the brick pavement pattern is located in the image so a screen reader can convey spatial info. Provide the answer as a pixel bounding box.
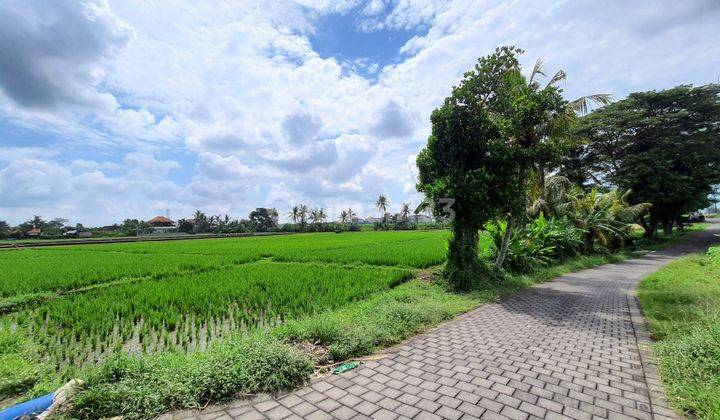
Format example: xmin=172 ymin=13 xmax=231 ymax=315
xmin=167 ymin=223 xmax=719 ymax=420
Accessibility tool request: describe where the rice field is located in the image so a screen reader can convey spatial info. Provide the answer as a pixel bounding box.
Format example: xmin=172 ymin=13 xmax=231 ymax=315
xmin=0 ymin=230 xmax=467 ymax=388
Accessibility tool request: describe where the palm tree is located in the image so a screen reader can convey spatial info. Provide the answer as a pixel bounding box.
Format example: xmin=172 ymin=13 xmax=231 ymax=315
xmin=525 ymin=58 xmax=612 ymax=194
xmin=376 ymin=195 xmax=389 ymax=221
xmin=400 ymin=202 xmax=411 ymax=222
xmin=309 ymin=208 xmax=324 ymax=230
xmin=298 ymin=204 xmax=309 ymax=228
xmin=318 ymin=208 xmax=327 ymax=224
xmin=346 ymin=208 xmax=356 ymax=223
xmin=530 ymin=176 xmax=650 ymax=253
xmin=339 ymin=210 xmax=349 ymax=224
xmin=495 ymin=57 xmax=612 ymax=269
xmin=288 ymin=206 xmax=300 ymax=224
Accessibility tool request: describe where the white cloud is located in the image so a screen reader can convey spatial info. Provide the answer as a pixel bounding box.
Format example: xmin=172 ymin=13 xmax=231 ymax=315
xmin=196 ymin=153 xmax=252 ymax=180
xmin=1 ymin=0 xmax=719 ymax=225
xmin=123 ymin=153 xmax=181 ymax=179
xmin=0 ymin=0 xmax=131 ymax=112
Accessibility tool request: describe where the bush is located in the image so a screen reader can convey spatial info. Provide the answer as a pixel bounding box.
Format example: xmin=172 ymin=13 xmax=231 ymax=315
xmin=71 ymin=333 xmax=313 ymax=419
xmin=489 ymin=215 xmax=583 ymax=273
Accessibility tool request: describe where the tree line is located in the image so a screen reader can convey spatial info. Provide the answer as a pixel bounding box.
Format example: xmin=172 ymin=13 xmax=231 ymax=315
xmin=0 ymin=195 xmax=439 ymax=239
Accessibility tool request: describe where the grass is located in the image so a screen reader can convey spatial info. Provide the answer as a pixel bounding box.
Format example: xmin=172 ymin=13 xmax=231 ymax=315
xmin=10 ymin=261 xmax=410 ymax=376
xmin=0 ymin=224 xmax=706 ymax=418
xmin=638 ymin=245 xmax=720 ymax=419
xmin=0 ymin=250 xmax=249 ymax=300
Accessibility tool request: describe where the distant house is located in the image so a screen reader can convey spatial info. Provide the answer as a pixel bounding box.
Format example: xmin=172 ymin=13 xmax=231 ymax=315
xmin=64 ymin=230 xmax=92 ymax=237
xmin=25 ymin=228 xmax=42 ymax=237
xmin=148 ymin=215 xmax=176 ymax=234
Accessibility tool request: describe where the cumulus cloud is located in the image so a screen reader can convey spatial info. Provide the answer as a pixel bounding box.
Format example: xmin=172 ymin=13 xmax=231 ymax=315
xmin=369 ymin=100 xmax=415 ymax=139
xmin=282 ymin=110 xmax=323 ymax=145
xmin=196 ymin=153 xmax=252 ymax=181
xmin=266 ymin=140 xmax=339 ymax=172
xmin=123 ymin=153 xmax=181 ymax=179
xmin=0 ymin=147 xmax=58 ymax=163
xmin=0 ymin=0 xmax=131 ymax=111
xmin=0 ymin=159 xmax=72 ymax=207
xmin=1 ymin=0 xmax=719 ymax=225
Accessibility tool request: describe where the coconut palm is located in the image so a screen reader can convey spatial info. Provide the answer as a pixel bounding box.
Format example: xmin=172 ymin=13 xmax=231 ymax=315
xmin=376 ymin=194 xmax=389 ymax=217
xmin=298 ymin=204 xmax=309 ymax=227
xmin=339 ymin=210 xmax=349 ymax=224
xmin=495 ymin=58 xmax=612 ymax=269
xmin=309 ymin=208 xmax=326 ymax=229
xmin=346 ymin=208 xmax=356 ymax=223
xmin=524 ymin=58 xmax=612 ymax=195
xmin=400 ymin=202 xmax=411 ymax=222
xmin=288 ymin=206 xmax=300 ymax=224
xmin=530 ymin=176 xmax=650 ymax=253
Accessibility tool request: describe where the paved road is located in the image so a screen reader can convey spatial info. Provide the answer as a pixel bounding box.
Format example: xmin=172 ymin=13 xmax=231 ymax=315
xmin=168 ymin=222 xmax=719 ymax=420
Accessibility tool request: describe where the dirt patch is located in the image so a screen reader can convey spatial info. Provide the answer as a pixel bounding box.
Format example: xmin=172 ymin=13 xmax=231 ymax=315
xmin=415 ymin=269 xmax=439 ymax=282
xmin=295 ymin=341 xmax=330 ymax=364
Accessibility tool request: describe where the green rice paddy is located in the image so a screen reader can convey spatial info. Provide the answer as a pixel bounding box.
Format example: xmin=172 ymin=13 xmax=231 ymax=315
xmin=1 ymin=230 xmax=464 ymax=388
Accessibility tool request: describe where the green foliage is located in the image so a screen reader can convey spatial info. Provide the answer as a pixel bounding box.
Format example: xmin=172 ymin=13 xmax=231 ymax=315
xmin=416 ymin=46 xmax=569 ymax=289
xmin=529 ymin=176 xmax=650 ymax=253
xmin=567 ymin=84 xmax=720 ymax=236
xmin=638 ymin=247 xmax=720 ymax=418
xmin=71 ymin=333 xmax=313 ymax=419
xmin=248 ymin=207 xmax=279 ymax=232
xmin=276 ymin=281 xmax=478 ymax=361
xmin=0 ymin=328 xmax=54 ymax=400
xmin=489 ymin=215 xmax=583 ymax=273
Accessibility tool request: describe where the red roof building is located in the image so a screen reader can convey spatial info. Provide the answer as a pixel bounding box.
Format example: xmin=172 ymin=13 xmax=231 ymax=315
xmin=26 ymin=228 xmax=42 ymax=237
xmin=147 ymin=216 xmax=175 ymax=227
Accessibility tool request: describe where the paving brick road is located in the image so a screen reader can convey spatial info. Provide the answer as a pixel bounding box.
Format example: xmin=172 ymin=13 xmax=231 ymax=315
xmin=167 ymin=222 xmax=718 ymax=420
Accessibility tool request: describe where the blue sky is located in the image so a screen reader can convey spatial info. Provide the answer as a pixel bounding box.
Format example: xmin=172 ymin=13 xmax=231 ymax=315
xmin=0 ymin=0 xmax=719 ymax=226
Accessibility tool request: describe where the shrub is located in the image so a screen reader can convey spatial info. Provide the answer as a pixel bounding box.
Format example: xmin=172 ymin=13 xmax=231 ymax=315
xmin=71 ymin=333 xmax=313 ymax=419
xmin=489 ymin=215 xmax=583 ymax=273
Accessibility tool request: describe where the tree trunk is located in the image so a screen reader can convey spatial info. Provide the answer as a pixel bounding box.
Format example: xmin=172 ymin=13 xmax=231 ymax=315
xmin=495 ymin=217 xmax=514 ymax=269
xmin=675 ymin=217 xmax=684 ymax=231
xmin=584 ymin=231 xmax=595 ymax=254
xmin=639 ymin=217 xmax=654 ymax=239
xmin=537 ymin=164 xmax=546 ymax=193
xmin=446 ymin=220 xmax=482 ymax=291
xmin=662 ymin=219 xmax=673 ymax=236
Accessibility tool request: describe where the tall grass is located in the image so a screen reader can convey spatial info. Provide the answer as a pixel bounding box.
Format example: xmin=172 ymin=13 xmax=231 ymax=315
xmin=638 ymin=245 xmax=720 ymax=418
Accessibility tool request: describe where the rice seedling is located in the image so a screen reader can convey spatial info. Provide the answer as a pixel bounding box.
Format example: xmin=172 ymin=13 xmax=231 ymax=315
xmin=7 ymin=261 xmax=412 ymax=374
xmin=0 ymin=250 xmax=255 ymax=299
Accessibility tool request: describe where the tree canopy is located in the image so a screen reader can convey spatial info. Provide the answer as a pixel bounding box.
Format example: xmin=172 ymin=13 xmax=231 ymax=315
xmin=566 ymin=84 xmax=720 ymax=236
xmin=416 ymin=46 xmax=568 ymax=290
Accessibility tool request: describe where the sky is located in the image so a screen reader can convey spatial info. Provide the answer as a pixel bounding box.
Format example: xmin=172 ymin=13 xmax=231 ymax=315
xmin=0 ymin=0 xmax=719 ymax=226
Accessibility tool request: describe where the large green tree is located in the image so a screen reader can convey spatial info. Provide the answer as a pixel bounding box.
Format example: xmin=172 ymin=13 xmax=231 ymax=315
xmin=417 ymin=46 xmax=568 ymax=290
xmin=567 ymin=84 xmax=720 ymax=236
